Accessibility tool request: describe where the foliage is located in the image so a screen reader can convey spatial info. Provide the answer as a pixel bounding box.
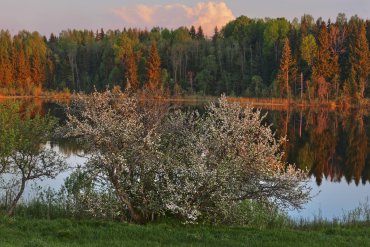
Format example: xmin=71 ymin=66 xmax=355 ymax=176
xmin=300 ymin=34 xmax=317 ymax=67
xmin=277 ymin=38 xmax=295 ymax=98
xmin=146 ymin=42 xmax=162 ymax=92
xmin=0 ymin=102 xmax=67 ymax=216
xmin=63 ymin=90 xmax=310 ymax=224
xmin=0 ymin=14 xmax=368 ymax=99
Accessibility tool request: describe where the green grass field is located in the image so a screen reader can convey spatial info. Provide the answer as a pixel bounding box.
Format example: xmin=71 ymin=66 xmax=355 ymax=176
xmin=1 ymin=218 xmax=370 ymax=247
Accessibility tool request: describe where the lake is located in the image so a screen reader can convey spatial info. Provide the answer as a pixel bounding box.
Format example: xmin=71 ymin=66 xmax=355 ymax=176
xmin=265 ymin=108 xmax=370 ymax=220
xmin=2 ymin=98 xmax=370 ymax=221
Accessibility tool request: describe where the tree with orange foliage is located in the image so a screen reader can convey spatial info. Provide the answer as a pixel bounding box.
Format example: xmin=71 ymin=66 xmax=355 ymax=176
xmin=313 ymin=22 xmax=331 ymax=79
xmin=146 ymin=42 xmax=161 ymax=92
xmin=126 ymin=52 xmax=138 ymax=90
xmin=348 ymin=20 xmax=369 ymax=98
xmin=0 ymin=30 xmax=14 ymax=89
xmin=277 ymin=38 xmax=295 ymax=98
xmin=313 ymin=22 xmax=332 ymax=100
xmin=15 ymin=47 xmax=31 ymax=94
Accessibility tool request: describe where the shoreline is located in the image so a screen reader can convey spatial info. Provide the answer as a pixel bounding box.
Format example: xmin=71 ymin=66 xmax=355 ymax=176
xmin=1 ymin=93 xmax=369 ymax=110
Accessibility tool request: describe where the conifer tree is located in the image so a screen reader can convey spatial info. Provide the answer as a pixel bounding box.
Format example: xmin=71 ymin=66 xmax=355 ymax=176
xmin=15 ymin=47 xmax=31 ymax=94
xmin=277 ymin=38 xmax=295 ymax=98
xmin=147 ymin=42 xmax=161 ymax=91
xmin=212 ymin=26 xmax=220 ymax=43
xmin=0 ymin=53 xmax=13 ymax=88
xmin=0 ymin=31 xmax=14 ymax=89
xmin=196 ymin=26 xmax=205 ymax=40
xmin=0 ymin=49 xmax=13 ymax=88
xmin=313 ymin=22 xmax=331 ymax=79
xmin=189 ymin=26 xmax=196 ymax=39
xmin=126 ymin=52 xmax=138 ymax=90
xmin=348 ymin=21 xmax=369 ymax=98
xmin=31 ymin=50 xmax=45 ymax=88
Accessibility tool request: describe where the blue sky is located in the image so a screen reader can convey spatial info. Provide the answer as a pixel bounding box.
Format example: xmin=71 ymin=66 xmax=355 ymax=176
xmin=1 ymin=0 xmax=369 ymax=36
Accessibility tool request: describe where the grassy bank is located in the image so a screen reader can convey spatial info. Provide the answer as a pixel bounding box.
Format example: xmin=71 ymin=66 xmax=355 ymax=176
xmin=1 ymin=217 xmax=370 ymax=247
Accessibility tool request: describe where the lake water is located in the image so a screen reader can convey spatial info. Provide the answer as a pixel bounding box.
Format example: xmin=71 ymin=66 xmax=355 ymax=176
xmin=265 ymin=109 xmax=370 ymax=220
xmin=2 ymin=98 xmax=370 ymax=221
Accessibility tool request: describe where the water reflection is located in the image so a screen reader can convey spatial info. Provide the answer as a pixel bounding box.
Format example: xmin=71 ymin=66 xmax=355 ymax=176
xmin=2 ymin=98 xmax=370 ymax=187
xmin=268 ymin=108 xmax=370 ymax=186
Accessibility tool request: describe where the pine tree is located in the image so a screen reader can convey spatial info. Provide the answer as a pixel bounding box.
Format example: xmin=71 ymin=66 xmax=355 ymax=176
xmin=31 ymin=51 xmax=45 ymax=88
xmin=348 ymin=21 xmax=369 ymax=98
xmin=313 ymin=22 xmax=331 ymax=79
xmin=126 ymin=52 xmax=138 ymax=90
xmin=212 ymin=26 xmax=220 ymax=43
xmin=0 ymin=53 xmax=13 ymax=88
xmin=189 ymin=26 xmax=196 ymax=39
xmin=0 ymin=50 xmax=12 ymax=88
xmin=277 ymin=38 xmax=295 ymax=98
xmin=312 ymin=22 xmax=333 ymax=99
xmin=196 ymin=26 xmax=205 ymax=40
xmin=0 ymin=31 xmax=14 ymax=89
xmin=16 ymin=47 xmax=31 ymax=94
xmin=147 ymin=42 xmax=161 ymax=91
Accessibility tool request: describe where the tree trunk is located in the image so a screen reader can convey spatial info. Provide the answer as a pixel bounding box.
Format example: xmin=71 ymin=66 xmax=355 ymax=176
xmin=7 ymin=178 xmax=26 ymax=216
xmin=300 ymin=72 xmax=303 ymax=100
xmin=286 ymin=70 xmax=290 ymax=100
xmin=299 ymin=110 xmax=302 ymax=137
xmin=68 ymin=54 xmax=75 ymax=90
xmin=110 ymin=174 xmax=143 ymax=224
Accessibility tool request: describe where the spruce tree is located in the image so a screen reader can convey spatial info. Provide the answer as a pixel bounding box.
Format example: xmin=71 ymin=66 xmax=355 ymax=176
xmin=348 ymin=21 xmax=369 ymax=98
xmin=147 ymin=42 xmax=161 ymax=91
xmin=196 ymin=26 xmax=205 ymax=40
xmin=189 ymin=26 xmax=196 ymax=39
xmin=313 ymin=22 xmax=331 ymax=79
xmin=0 ymin=31 xmax=14 ymax=89
xmin=16 ymin=47 xmax=31 ymax=94
xmin=31 ymin=50 xmax=45 ymax=88
xmin=126 ymin=52 xmax=138 ymax=90
xmin=277 ymin=38 xmax=295 ymax=98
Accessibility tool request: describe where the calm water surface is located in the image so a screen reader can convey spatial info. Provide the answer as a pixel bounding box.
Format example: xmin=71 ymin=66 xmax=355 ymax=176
xmin=269 ymin=109 xmax=370 ymax=220
xmin=4 ymin=99 xmax=370 ymax=220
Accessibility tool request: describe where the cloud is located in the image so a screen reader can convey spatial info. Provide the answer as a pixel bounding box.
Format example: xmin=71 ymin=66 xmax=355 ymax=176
xmin=112 ymin=1 xmax=235 ymax=36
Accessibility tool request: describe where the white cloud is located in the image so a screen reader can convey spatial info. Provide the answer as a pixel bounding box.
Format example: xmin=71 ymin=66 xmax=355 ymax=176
xmin=112 ymin=1 xmax=235 ymax=36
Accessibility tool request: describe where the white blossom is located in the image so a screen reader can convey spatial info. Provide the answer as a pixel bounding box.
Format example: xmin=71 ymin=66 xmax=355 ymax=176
xmin=64 ymin=90 xmax=310 ymax=223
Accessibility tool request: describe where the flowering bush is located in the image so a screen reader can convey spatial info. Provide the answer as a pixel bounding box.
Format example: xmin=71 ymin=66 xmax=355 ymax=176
xmin=64 ymin=90 xmax=310 ymax=223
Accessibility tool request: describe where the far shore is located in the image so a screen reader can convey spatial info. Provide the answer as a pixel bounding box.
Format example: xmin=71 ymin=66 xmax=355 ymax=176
xmin=1 ymin=93 xmax=369 ymax=110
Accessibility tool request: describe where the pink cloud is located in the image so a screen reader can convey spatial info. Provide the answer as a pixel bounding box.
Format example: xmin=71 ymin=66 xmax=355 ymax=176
xmin=112 ymin=1 xmax=235 ymax=36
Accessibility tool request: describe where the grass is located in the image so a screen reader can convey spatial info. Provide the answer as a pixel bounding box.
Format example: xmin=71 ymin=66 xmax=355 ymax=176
xmin=2 ymin=194 xmax=370 ymax=246
xmin=1 ymin=217 xmax=370 ymax=247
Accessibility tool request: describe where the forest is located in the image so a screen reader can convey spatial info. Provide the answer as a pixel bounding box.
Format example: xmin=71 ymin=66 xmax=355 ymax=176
xmin=0 ymin=13 xmax=368 ymax=100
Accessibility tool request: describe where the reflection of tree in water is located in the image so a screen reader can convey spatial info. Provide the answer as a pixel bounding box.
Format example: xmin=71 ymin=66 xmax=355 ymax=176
xmin=0 ymin=98 xmax=44 ymax=117
xmin=271 ymin=109 xmax=337 ymax=185
xmin=50 ymin=138 xmax=85 ymax=156
xmin=342 ymin=111 xmax=368 ymax=185
xmin=3 ymin=99 xmax=370 ymax=186
xmin=303 ymin=109 xmax=339 ymax=185
xmin=0 ymin=99 xmax=81 ymax=156
xmin=270 ymin=108 xmax=370 ymax=186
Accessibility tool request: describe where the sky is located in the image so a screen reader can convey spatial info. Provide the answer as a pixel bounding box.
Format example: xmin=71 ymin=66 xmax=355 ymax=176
xmin=1 ymin=0 xmax=369 ymax=36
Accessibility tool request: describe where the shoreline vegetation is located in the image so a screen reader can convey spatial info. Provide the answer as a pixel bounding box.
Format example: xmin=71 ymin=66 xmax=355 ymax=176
xmin=2 ymin=195 xmax=370 ymax=246
xmin=1 ymin=92 xmax=370 ymax=110
xmin=0 ymin=13 xmax=368 ymax=108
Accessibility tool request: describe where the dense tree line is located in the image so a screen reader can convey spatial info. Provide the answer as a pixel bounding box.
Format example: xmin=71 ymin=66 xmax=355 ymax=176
xmin=0 ymin=14 xmax=368 ymax=100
